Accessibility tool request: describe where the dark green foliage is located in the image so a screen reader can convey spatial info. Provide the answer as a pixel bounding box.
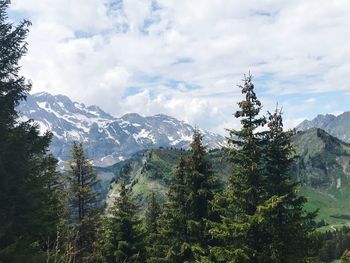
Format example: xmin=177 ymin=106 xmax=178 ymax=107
xmin=159 ymin=130 xmax=217 ymax=262
xmin=208 ymin=75 xmax=316 ymax=263
xmin=160 ymin=157 xmax=189 ymax=262
xmin=185 ymin=129 xmax=219 ymax=258
xmin=144 ymin=193 xmax=164 ymax=263
xmin=208 ymin=75 xmax=268 ymax=263
xmin=0 ymin=0 xmax=31 ymax=126
xmin=315 ymin=227 xmax=350 ymax=262
xmin=103 ymin=183 xmax=145 ymax=263
xmin=258 ymin=109 xmax=317 ymax=262
xmin=0 ymin=1 xmax=60 ymax=261
xmin=62 ymin=142 xmax=101 ymax=263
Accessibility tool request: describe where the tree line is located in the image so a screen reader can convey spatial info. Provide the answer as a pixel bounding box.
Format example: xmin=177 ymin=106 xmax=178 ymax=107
xmin=0 ymin=1 xmax=344 ymax=262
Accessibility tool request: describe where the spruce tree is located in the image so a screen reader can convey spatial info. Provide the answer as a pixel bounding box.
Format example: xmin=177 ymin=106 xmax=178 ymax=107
xmin=0 ymin=1 xmax=60 ymax=261
xmin=144 ymin=192 xmax=163 ymax=263
xmin=258 ymin=108 xmax=316 ymax=262
xmin=208 ymin=74 xmax=269 ymax=262
xmin=103 ymin=183 xmax=144 ymax=263
xmin=160 ymin=130 xmax=217 ymax=262
xmin=160 ymin=157 xmax=190 ymax=262
xmin=208 ymin=75 xmax=316 ymax=262
xmin=185 ymin=129 xmax=218 ymax=259
xmin=64 ymin=142 xmax=101 ymax=263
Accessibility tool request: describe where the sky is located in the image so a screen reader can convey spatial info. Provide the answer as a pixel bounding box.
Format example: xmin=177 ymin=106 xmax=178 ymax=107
xmin=8 ymin=0 xmax=350 ymax=135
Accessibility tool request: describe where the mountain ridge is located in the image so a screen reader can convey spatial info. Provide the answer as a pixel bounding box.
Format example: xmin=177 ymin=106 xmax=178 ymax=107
xmin=18 ymin=92 xmax=225 ymax=166
xmin=297 ymin=111 xmax=350 ymax=142
xmin=103 ymin=128 xmax=350 ymax=226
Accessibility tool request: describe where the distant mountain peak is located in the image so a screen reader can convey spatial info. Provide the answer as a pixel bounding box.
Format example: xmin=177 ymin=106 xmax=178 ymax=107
xmin=18 ymin=92 xmax=225 ymax=166
xmin=296 ymin=111 xmax=350 ymax=142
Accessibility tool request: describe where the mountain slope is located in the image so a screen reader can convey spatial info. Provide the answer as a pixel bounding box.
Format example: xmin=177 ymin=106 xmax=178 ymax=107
xmin=18 ymin=92 xmax=225 ymax=166
xmin=104 ymin=148 xmax=230 ymax=210
xmin=293 ymin=128 xmax=350 ymax=190
xmin=292 ymin=128 xmax=350 ymax=226
xmin=297 ymin=112 xmax=350 ymax=142
xmin=105 ymin=129 xmax=350 ymax=226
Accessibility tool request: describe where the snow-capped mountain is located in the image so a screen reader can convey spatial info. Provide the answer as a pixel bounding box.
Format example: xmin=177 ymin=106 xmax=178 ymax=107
xmin=18 ymin=92 xmax=225 ymax=166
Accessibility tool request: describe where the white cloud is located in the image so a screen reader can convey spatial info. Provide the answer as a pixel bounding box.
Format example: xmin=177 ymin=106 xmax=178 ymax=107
xmin=9 ymin=0 xmax=350 ymax=134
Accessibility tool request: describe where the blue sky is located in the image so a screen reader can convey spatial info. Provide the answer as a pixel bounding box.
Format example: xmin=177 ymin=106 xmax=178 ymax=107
xmin=8 ymin=0 xmax=350 ymax=134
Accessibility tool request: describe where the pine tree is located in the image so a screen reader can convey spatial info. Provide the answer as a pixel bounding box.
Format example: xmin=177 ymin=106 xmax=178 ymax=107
xmin=0 ymin=1 xmax=60 ymax=261
xmin=208 ymin=74 xmax=269 ymax=262
xmin=208 ymin=75 xmax=316 ymax=262
xmin=144 ymin=192 xmax=163 ymax=263
xmin=159 ymin=131 xmax=217 ymax=262
xmin=160 ymin=157 xmax=190 ymax=262
xmin=103 ymin=183 xmax=144 ymax=263
xmin=185 ymin=128 xmax=218 ymax=259
xmin=64 ymin=142 xmax=101 ymax=263
xmin=258 ymin=108 xmax=316 ymax=262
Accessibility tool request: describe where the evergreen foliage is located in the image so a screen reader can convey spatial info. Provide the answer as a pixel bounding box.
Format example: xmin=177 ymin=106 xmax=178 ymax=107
xmin=259 ymin=108 xmax=317 ymax=262
xmin=208 ymin=75 xmax=316 ymax=263
xmin=185 ymin=129 xmax=218 ymax=258
xmin=160 ymin=157 xmax=189 ymax=262
xmin=62 ymin=142 xmax=101 ymax=263
xmin=103 ymin=183 xmax=145 ymax=263
xmin=316 ymin=226 xmax=350 ymax=262
xmin=0 ymin=1 xmax=60 ymax=261
xmin=159 ymin=129 xmax=217 ymax=262
xmin=144 ymin=192 xmax=164 ymax=263
xmin=208 ymin=75 xmax=268 ymax=263
xmin=0 ymin=2 xmax=336 ymax=258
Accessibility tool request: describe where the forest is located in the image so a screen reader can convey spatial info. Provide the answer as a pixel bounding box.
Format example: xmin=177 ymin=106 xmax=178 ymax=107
xmin=0 ymin=1 xmax=350 ymax=263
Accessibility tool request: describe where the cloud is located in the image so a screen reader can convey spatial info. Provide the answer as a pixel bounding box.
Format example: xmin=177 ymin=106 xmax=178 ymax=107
xmin=9 ymin=0 xmax=350 ymax=134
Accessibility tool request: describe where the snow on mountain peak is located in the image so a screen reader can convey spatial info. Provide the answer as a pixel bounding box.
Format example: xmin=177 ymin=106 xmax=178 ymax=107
xmin=18 ymin=92 xmax=226 ymax=166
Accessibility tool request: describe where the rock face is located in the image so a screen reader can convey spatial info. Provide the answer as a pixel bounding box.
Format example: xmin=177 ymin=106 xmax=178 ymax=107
xmin=297 ymin=112 xmax=350 ymax=142
xmin=292 ymin=128 xmax=350 ymax=190
xmin=18 ymin=92 xmax=225 ymax=166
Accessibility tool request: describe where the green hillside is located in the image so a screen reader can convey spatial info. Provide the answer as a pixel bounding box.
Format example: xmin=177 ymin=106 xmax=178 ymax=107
xmin=103 ymin=128 xmax=350 ymax=228
xmin=105 ymin=148 xmax=230 ymax=209
xmin=293 ymin=128 xmax=350 ymax=226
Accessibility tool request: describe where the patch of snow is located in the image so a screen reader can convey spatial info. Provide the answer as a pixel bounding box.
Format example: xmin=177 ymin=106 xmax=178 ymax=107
xmin=337 ymin=178 xmax=341 ymax=189
xmin=57 ymin=102 xmax=65 ymax=108
xmin=133 ymin=129 xmax=155 ymax=143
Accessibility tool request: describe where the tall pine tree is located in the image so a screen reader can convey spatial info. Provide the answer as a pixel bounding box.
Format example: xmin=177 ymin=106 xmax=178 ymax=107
xmin=160 ymin=157 xmax=190 ymax=262
xmin=208 ymin=75 xmax=269 ymax=262
xmin=160 ymin=130 xmax=217 ymax=262
xmin=208 ymin=75 xmax=316 ymax=262
xmin=144 ymin=192 xmax=163 ymax=263
xmin=63 ymin=142 xmax=101 ymax=263
xmin=258 ymin=108 xmax=316 ymax=262
xmin=0 ymin=1 xmax=60 ymax=261
xmin=103 ymin=182 xmax=144 ymax=263
xmin=185 ymin=129 xmax=218 ymax=259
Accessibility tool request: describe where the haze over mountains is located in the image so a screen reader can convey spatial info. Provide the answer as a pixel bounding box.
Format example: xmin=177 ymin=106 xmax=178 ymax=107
xmin=18 ymin=92 xmax=225 ymax=166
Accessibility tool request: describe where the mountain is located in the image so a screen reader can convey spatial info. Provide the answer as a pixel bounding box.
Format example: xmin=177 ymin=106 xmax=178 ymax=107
xmin=292 ymin=128 xmax=350 ymax=226
xmin=293 ymin=128 xmax=350 ymax=190
xmin=297 ymin=112 xmax=350 ymax=142
xmin=103 ymin=128 xmax=350 ymax=227
xmin=102 ymin=148 xmax=230 ymax=210
xmin=17 ymin=92 xmax=225 ymax=166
